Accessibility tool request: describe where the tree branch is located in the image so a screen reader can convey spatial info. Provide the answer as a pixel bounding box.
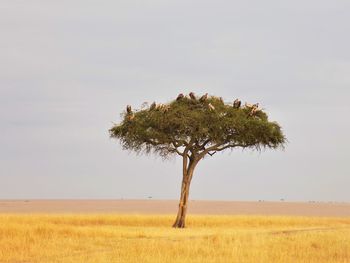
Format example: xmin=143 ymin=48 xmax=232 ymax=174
xmin=215 ymin=143 xmax=248 ymax=152
xmin=198 ymin=143 xmax=222 ymax=159
xmin=199 ymin=138 xmax=211 ymax=149
xmin=182 ymin=140 xmax=195 ymax=175
xmin=198 ymin=142 xmax=253 ymax=159
xmin=208 ymin=151 xmax=216 ymax=156
xmin=171 ymin=142 xmax=184 ymax=156
xmin=173 ymin=139 xmax=188 ymax=148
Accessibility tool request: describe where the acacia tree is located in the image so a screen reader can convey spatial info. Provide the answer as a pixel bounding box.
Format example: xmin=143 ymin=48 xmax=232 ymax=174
xmin=109 ymin=94 xmax=286 ymax=228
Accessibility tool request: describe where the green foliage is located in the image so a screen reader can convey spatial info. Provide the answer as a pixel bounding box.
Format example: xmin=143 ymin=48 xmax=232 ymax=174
xmin=109 ymin=95 xmax=286 ymax=158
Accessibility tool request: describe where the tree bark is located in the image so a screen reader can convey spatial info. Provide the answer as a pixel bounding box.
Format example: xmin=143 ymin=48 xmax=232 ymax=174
xmin=173 ymin=158 xmax=197 ymax=228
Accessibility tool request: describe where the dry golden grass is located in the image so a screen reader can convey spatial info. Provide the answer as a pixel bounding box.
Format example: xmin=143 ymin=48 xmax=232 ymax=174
xmin=0 ymin=214 xmax=349 ymax=263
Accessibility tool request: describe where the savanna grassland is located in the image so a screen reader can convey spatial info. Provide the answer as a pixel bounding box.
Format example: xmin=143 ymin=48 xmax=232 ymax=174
xmin=1 ymin=214 xmax=350 ymax=263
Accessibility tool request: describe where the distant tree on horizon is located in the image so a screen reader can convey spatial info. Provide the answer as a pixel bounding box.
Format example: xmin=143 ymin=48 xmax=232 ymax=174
xmin=109 ymin=93 xmax=286 ymax=228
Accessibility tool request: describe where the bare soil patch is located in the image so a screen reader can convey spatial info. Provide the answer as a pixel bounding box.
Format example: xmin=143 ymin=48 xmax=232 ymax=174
xmin=0 ymin=200 xmax=349 ymax=216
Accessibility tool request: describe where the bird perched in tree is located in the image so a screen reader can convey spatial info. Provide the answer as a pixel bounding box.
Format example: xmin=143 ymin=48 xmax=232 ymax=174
xmin=189 ymin=92 xmax=196 ymax=100
xmin=162 ymin=105 xmax=170 ymax=112
xmin=249 ymin=103 xmax=260 ymax=117
xmin=208 ymin=103 xmax=215 ymax=111
xmin=150 ymin=102 xmax=156 ymax=110
xmin=126 ymin=105 xmax=135 ymax=120
xmin=126 ymin=105 xmax=132 ymax=114
xmin=155 ymin=104 xmax=170 ymax=112
xmin=155 ymin=104 xmax=162 ymax=111
xmin=199 ymin=93 xmax=208 ymax=102
xmin=249 ymin=108 xmax=258 ymax=116
xmin=233 ymin=99 xmax=241 ymax=109
xmin=244 ymin=102 xmax=253 ymax=108
xmin=176 ymin=93 xmax=184 ymax=101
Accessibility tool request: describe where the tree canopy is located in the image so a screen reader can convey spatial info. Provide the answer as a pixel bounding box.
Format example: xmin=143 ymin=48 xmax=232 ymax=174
xmin=109 ymin=95 xmax=285 ymax=159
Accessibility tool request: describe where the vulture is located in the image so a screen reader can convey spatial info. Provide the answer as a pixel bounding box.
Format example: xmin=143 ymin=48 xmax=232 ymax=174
xmin=126 ymin=105 xmax=132 ymax=114
xmin=249 ymin=103 xmax=260 ymax=117
xmin=233 ymin=99 xmax=241 ymax=109
xmin=128 ymin=114 xmax=135 ymax=121
xmin=126 ymin=105 xmax=135 ymax=120
xmin=208 ymin=103 xmax=215 ymax=111
xmin=155 ymin=104 xmax=162 ymax=111
xmin=162 ymin=105 xmax=170 ymax=112
xmin=249 ymin=107 xmax=259 ymax=117
xmin=150 ymin=102 xmax=156 ymax=110
xmin=244 ymin=102 xmax=253 ymax=108
xmin=155 ymin=104 xmax=170 ymax=112
xmin=199 ymin=93 xmax=208 ymax=102
xmin=176 ymin=93 xmax=184 ymax=101
xmin=189 ymin=92 xmax=196 ymax=100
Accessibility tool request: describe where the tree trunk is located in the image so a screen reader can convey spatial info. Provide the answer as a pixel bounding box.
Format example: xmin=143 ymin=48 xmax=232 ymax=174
xmin=173 ymin=159 xmax=196 ymax=228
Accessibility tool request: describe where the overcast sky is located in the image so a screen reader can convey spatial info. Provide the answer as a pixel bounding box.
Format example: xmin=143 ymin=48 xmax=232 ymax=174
xmin=1 ymin=0 xmax=349 ymax=201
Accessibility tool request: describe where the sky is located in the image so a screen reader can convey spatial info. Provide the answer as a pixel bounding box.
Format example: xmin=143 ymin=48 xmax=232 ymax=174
xmin=1 ymin=0 xmax=349 ymax=201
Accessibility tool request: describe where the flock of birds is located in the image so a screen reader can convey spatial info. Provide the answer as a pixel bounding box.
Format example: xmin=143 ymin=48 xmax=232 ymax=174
xmin=126 ymin=92 xmax=260 ymax=120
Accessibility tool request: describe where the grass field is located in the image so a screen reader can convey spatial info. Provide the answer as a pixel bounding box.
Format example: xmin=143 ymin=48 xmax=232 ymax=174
xmin=1 ymin=214 xmax=350 ymax=263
